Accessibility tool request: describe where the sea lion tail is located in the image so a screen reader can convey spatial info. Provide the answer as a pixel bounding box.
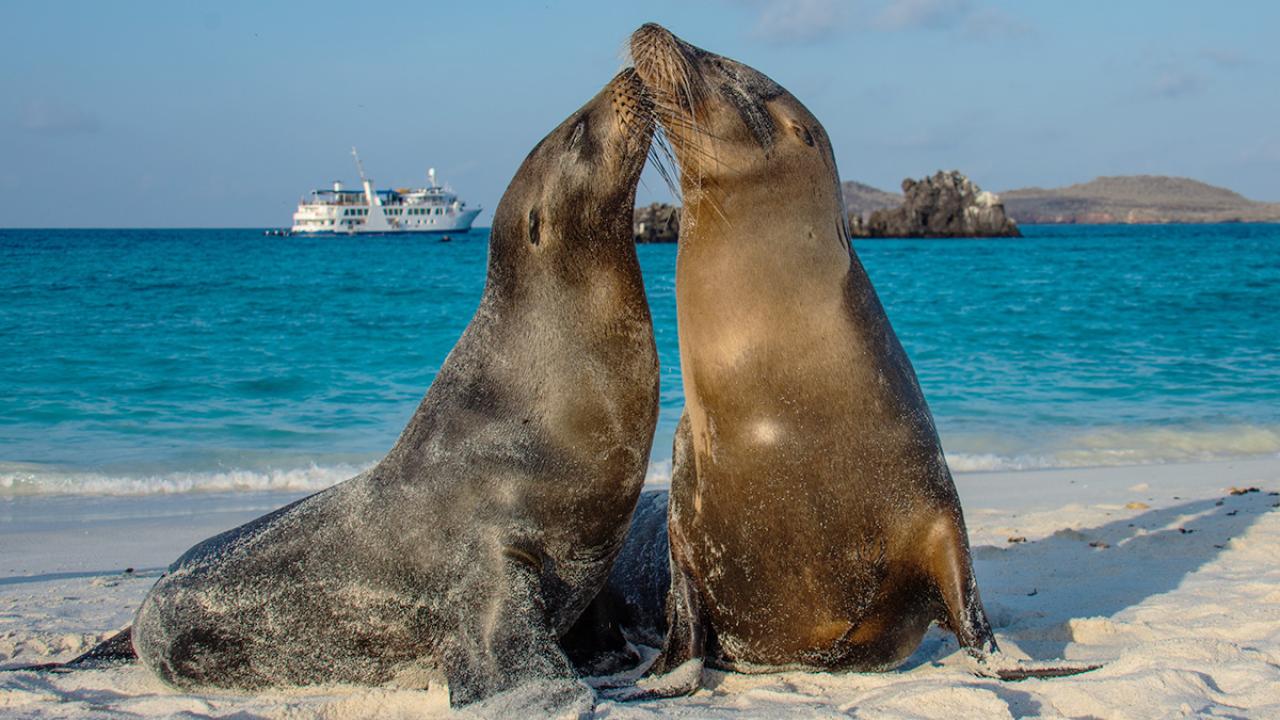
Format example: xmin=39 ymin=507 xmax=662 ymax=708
xmin=2 ymin=627 xmax=136 ymax=673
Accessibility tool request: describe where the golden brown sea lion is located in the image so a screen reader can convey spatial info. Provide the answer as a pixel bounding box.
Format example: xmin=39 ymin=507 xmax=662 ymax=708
xmin=618 ymin=24 xmax=1091 ymax=697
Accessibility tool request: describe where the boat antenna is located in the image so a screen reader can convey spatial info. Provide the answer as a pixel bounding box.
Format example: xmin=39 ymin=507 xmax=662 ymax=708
xmin=352 ymin=147 xmax=368 ymax=183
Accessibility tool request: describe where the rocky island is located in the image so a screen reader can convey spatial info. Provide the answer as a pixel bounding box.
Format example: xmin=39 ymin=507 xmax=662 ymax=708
xmin=849 ymin=171 xmax=1022 ymax=238
xmin=633 ymin=202 xmax=680 ymax=243
xmin=635 ymin=174 xmax=1277 ymax=242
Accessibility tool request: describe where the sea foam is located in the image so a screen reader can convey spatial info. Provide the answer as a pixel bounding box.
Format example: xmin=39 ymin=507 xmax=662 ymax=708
xmin=945 ymin=423 xmax=1280 ymax=472
xmin=5 ymin=423 xmax=1279 ymax=497
xmin=0 ymin=462 xmax=368 ymax=498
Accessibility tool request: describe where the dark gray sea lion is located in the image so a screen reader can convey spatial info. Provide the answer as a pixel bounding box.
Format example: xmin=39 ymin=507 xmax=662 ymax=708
xmin=128 ymin=69 xmax=659 ymax=712
xmin=561 ymin=489 xmax=670 ymax=676
xmin=618 ymin=24 xmax=1094 ymax=696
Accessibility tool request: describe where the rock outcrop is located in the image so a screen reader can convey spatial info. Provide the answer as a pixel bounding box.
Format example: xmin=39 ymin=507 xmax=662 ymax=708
xmin=850 ymin=171 xmax=1022 ymax=238
xmin=633 ymin=202 xmax=680 ymax=243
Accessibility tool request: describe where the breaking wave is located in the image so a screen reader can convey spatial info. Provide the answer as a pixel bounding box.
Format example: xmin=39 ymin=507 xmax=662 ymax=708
xmin=944 ymin=423 xmax=1280 ymax=472
xmin=0 ymin=460 xmax=679 ymax=498
xmin=4 ymin=424 xmax=1279 ymax=497
xmin=0 ymin=462 xmax=370 ymax=498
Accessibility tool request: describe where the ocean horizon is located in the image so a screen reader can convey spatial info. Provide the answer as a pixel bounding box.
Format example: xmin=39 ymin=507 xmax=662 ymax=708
xmin=2 ymin=224 xmax=1278 ymax=497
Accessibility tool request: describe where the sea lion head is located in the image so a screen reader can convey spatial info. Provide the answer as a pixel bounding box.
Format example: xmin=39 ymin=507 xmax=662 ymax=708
xmin=488 ymin=69 xmax=654 ymax=265
xmin=629 ymin=23 xmax=839 ymax=205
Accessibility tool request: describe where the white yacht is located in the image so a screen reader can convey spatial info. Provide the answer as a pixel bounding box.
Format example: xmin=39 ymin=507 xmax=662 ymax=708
xmin=288 ymin=149 xmax=481 ymax=235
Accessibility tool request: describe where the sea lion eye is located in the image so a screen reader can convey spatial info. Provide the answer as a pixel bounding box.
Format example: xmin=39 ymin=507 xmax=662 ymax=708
xmin=569 ymin=120 xmax=586 ymax=148
xmin=528 ymin=209 xmax=541 ymax=246
xmin=792 ymin=123 xmax=815 ymax=147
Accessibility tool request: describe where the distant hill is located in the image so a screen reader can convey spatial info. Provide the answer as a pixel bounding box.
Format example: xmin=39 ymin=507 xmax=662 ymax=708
xmin=842 ymin=181 xmax=903 ymax=216
xmin=1000 ymin=176 xmax=1280 ymax=224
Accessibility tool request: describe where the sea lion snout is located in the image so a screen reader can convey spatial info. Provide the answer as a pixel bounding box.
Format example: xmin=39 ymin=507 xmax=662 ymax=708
xmin=557 ymin=70 xmax=654 ymax=177
xmin=629 ymin=23 xmax=680 ymax=70
xmin=630 ymin=23 xmax=799 ymax=175
xmin=490 ymin=73 xmax=654 ymax=244
xmin=607 ymin=69 xmax=656 ymax=159
xmin=629 ymin=24 xmax=705 ymax=115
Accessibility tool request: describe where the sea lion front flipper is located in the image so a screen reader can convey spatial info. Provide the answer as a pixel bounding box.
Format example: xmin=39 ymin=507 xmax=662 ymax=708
xmin=561 ymin=592 xmax=641 ymax=677
xmin=644 ymin=533 xmax=706 ymax=680
xmin=922 ymin=515 xmax=998 ymax=656
xmin=923 ymin=519 xmax=1104 ymax=680
xmin=443 ymin=556 xmax=593 ymax=715
xmin=65 ymin=627 xmax=137 ymax=669
xmin=3 ymin=627 xmax=136 ymax=673
xmin=613 ymin=415 xmax=705 ymax=701
xmin=601 ymin=550 xmax=704 ymax=702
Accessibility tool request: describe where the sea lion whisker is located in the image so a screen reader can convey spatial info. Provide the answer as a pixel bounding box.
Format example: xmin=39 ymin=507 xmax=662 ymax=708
xmin=678 ymin=60 xmax=708 ymax=142
xmin=647 ymin=143 xmax=681 ymax=201
xmin=650 ymin=128 xmax=684 ymax=186
xmin=653 ymin=113 xmax=727 ymax=145
xmin=663 ymin=127 xmax=725 ymax=182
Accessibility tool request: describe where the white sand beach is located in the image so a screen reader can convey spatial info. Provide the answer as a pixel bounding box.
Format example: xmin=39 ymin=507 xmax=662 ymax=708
xmin=3 ymin=458 xmax=1279 ymax=718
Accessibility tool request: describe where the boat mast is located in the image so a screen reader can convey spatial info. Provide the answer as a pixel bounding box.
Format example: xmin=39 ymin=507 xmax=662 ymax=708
xmin=351 ymin=146 xmax=391 ymax=231
xmin=351 ymin=147 xmax=381 ymax=207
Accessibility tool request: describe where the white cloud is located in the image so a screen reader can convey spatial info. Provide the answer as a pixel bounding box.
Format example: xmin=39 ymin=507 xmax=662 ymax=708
xmin=873 ymin=0 xmax=971 ymax=31
xmin=729 ymin=0 xmax=1032 ymax=44
xmin=741 ymin=0 xmax=849 ymax=44
xmin=962 ymin=6 xmax=1033 ymax=40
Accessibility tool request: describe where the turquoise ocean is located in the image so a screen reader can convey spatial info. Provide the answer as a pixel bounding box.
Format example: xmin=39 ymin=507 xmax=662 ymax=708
xmin=1 ymin=225 xmax=1277 ymax=496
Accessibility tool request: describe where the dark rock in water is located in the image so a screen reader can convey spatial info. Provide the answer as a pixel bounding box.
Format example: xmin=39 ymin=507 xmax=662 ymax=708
xmin=633 ymin=203 xmax=680 ymax=243
xmin=850 ymin=171 xmax=1022 ymax=238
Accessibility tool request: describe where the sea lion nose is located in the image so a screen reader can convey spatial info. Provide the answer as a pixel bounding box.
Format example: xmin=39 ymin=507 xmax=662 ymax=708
xmin=635 ymin=22 xmax=672 ymax=39
xmin=630 ymin=22 xmax=679 ymax=62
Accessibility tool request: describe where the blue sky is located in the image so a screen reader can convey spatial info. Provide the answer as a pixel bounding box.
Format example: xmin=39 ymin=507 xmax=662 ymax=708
xmin=2 ymin=1 xmax=1276 ymax=227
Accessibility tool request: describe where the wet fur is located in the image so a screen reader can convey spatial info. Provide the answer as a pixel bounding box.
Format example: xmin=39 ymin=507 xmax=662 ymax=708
xmin=129 ymin=71 xmax=659 ymax=710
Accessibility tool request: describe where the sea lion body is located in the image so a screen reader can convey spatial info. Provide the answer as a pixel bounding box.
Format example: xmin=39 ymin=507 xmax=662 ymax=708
xmin=627 ymin=24 xmax=996 ymax=681
xmin=132 ymin=70 xmax=659 ymax=710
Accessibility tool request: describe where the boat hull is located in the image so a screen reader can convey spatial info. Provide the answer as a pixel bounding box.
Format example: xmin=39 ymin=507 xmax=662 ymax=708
xmin=290 ymin=208 xmax=482 ymax=235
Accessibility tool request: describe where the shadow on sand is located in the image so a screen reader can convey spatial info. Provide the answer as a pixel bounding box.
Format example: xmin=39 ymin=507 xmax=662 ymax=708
xmin=905 ymin=488 xmax=1277 ymax=666
xmin=0 ymin=567 xmax=163 ymax=588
